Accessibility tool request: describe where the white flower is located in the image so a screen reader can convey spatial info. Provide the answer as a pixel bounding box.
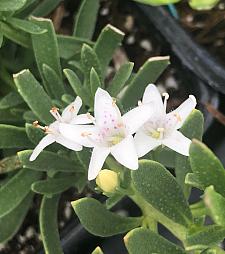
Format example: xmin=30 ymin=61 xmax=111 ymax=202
xmin=59 ymin=88 xmax=152 ymax=180
xmin=29 ymin=96 xmax=92 ymax=161
xmin=134 ymin=84 xmax=197 ymax=157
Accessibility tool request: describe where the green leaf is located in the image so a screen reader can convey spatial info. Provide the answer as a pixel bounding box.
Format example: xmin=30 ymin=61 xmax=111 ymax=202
xmin=0 ymin=32 xmax=3 ymax=48
xmin=73 ymin=0 xmax=100 ymax=39
xmin=0 ymin=21 xmax=31 ymax=48
xmin=14 ymin=69 xmax=53 ymax=125
xmin=72 ymin=197 xmax=141 ymax=237
xmin=175 ymin=109 xmax=204 ymax=198
xmin=61 ymin=94 xmax=74 ymax=104
xmin=0 ymin=168 xmax=41 ymax=217
xmin=42 ymin=64 xmax=66 ymax=100
xmin=189 ymin=140 xmax=225 ymax=197
xmin=63 ymin=68 xmax=91 ymax=106
xmin=81 ymin=44 xmax=102 ymax=88
xmin=108 ymin=62 xmax=134 ymax=97
xmin=124 ymin=228 xmax=186 ymax=254
xmin=25 ymin=123 xmax=44 ymax=145
xmin=189 ymin=0 xmax=219 ymax=10
xmin=94 ymin=25 xmax=125 ymax=75
xmin=0 ymin=193 xmax=33 ymax=243
xmin=0 ymin=124 xmax=32 ymax=148
xmin=30 ymin=16 xmax=62 ymax=91
xmin=92 ymin=247 xmax=104 ymax=254
xmin=186 ymin=225 xmax=225 ymax=251
xmin=204 ymin=186 xmax=225 ymax=227
xmin=0 ymin=91 xmax=24 ymax=109
xmin=0 ymin=109 xmax=24 ymax=124
xmin=31 ymin=175 xmax=78 ymax=195
xmin=132 ymin=160 xmax=192 ymax=229
xmin=106 ymin=193 xmax=124 ymax=209
xmin=32 ymin=0 xmax=62 ymax=16
xmin=121 ymin=56 xmax=170 ymax=109
xmin=57 ymin=35 xmax=93 ymax=59
xmin=0 ymin=0 xmax=26 ymax=11
xmin=40 ymin=195 xmax=63 ymax=254
xmin=6 ymin=17 xmax=47 ymax=34
xmin=18 ymin=150 xmax=82 ymax=174
xmin=0 ymin=155 xmax=22 ymax=174
xmin=90 ymin=67 xmax=102 ymax=96
xmin=151 ymin=146 xmax=176 ymax=168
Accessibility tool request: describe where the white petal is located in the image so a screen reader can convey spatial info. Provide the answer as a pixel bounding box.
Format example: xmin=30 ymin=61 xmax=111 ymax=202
xmin=142 ymin=84 xmax=164 ymax=115
xmin=110 ymin=135 xmax=138 ymax=170
xmin=162 ymin=130 xmax=191 ymax=156
xmin=122 ymin=104 xmax=152 ymax=135
xmin=70 ymin=114 xmax=93 ymax=125
xmin=29 ymin=135 xmax=55 ymax=161
xmin=167 ymin=95 xmax=197 ymax=130
xmin=55 ymin=135 xmax=82 ymax=151
xmin=94 ymin=88 xmax=122 ymax=127
xmin=134 ymin=130 xmax=161 ymax=157
xmin=62 ymin=96 xmax=82 ymax=122
xmin=59 ymin=123 xmax=96 ymax=147
xmin=88 ymin=146 xmax=110 ymax=180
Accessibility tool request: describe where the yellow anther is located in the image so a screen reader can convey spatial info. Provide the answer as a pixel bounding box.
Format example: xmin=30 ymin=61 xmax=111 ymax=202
xmin=112 ymin=98 xmax=117 ymax=106
xmin=174 ymin=112 xmax=182 ymax=122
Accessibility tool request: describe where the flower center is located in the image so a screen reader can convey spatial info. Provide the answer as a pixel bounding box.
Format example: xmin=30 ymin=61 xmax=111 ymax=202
xmin=148 ymin=127 xmax=164 ymax=139
xmin=106 ymin=133 xmax=125 ymax=146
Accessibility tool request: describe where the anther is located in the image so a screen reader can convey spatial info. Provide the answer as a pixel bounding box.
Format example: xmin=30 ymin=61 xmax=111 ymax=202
xmin=174 ymin=112 xmax=182 ymax=122
xmin=112 ymin=98 xmax=117 ymax=106
xmin=32 ymin=121 xmax=49 ymax=132
xmin=50 ymin=107 xmax=59 ymax=113
xmin=69 ymin=105 xmax=75 ymax=112
xmin=81 ymin=132 xmax=92 ymax=137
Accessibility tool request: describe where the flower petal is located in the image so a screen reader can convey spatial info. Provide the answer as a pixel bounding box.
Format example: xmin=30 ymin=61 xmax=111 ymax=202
xmin=162 ymin=130 xmax=191 ymax=156
xmin=88 ymin=146 xmax=110 ymax=180
xmin=122 ymin=104 xmax=152 ymax=134
xmin=62 ymin=96 xmax=82 ymax=122
xmin=55 ymin=135 xmax=82 ymax=151
xmin=94 ymin=88 xmax=122 ymax=127
xmin=29 ymin=134 xmax=55 ymax=161
xmin=142 ymin=84 xmax=164 ymax=115
xmin=70 ymin=114 xmax=93 ymax=125
xmin=134 ymin=130 xmax=161 ymax=157
xmin=110 ymin=135 xmax=138 ymax=170
xmin=59 ymin=123 xmax=96 ymax=147
xmin=167 ymin=95 xmax=196 ymax=130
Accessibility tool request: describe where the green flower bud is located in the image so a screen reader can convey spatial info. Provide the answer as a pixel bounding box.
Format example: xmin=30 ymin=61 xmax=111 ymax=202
xmin=96 ymin=169 xmax=119 ymax=193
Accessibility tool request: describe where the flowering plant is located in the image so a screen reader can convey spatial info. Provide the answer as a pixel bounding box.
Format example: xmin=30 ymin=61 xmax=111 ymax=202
xmin=0 ymin=0 xmax=224 ymax=254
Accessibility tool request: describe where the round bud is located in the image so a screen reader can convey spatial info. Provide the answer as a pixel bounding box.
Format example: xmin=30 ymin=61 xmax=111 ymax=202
xmin=96 ymin=169 xmax=119 ymax=193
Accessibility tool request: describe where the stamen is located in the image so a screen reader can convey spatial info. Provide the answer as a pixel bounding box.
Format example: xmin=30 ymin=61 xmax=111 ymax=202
xmin=138 ymin=100 xmax=142 ymax=106
xmin=69 ymin=105 xmax=75 ymax=112
xmin=112 ymin=98 xmax=117 ymax=106
xmin=32 ymin=121 xmax=49 ymax=132
xmin=81 ymin=132 xmax=92 ymax=137
xmin=86 ymin=113 xmax=96 ymax=123
xmin=174 ymin=112 xmax=182 ymax=122
xmin=162 ymin=92 xmax=169 ymax=111
xmin=50 ymin=107 xmax=62 ymax=121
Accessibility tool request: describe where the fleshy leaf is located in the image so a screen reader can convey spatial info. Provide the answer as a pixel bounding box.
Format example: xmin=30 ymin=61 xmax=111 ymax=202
xmin=132 ymin=160 xmax=192 ymax=232
xmin=14 ymin=69 xmax=53 ymax=125
xmin=175 ymin=109 xmax=204 ymax=198
xmin=189 ymin=140 xmax=225 ymax=197
xmin=0 ymin=168 xmax=41 ymax=217
xmin=72 ymin=197 xmax=142 ymax=237
xmin=121 ymin=56 xmax=170 ymax=109
xmin=185 ymin=225 xmax=225 ymax=251
xmin=94 ymin=24 xmax=125 ymax=75
xmin=73 ymin=0 xmax=100 ymax=39
xmin=0 ymin=92 xmax=24 ymax=109
xmin=40 ymin=195 xmax=63 ymax=254
xmin=0 ymin=193 xmax=33 ymax=243
xmin=124 ymin=228 xmax=186 ymax=254
xmin=18 ymin=150 xmax=83 ymax=174
xmin=0 ymin=0 xmax=26 ymax=11
xmin=0 ymin=124 xmax=32 ymax=148
xmin=204 ymin=186 xmax=225 ymax=227
xmin=92 ymin=247 xmax=104 ymax=254
xmin=0 ymin=155 xmax=22 ymax=174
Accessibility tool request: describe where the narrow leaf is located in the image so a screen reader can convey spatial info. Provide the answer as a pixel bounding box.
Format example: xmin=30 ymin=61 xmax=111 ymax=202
xmin=14 ymin=69 xmax=53 ymax=125
xmin=121 ymin=56 xmax=170 ymax=109
xmin=108 ymin=62 xmax=134 ymax=96
xmin=0 ymin=155 xmax=22 ymax=174
xmin=40 ymin=195 xmax=63 ymax=254
xmin=32 ymin=0 xmax=62 ymax=16
xmin=73 ymin=0 xmax=100 ymax=39
xmin=0 ymin=124 xmax=32 ymax=148
xmin=0 ymin=193 xmax=33 ymax=243
xmin=90 ymin=67 xmax=102 ymax=96
xmin=94 ymin=25 xmax=124 ymax=75
xmin=0 ymin=0 xmax=26 ymax=11
xmin=0 ymin=91 xmax=24 ymax=109
xmin=0 ymin=168 xmax=41 ymax=217
xmin=72 ymin=197 xmax=141 ymax=237
xmin=18 ymin=150 xmax=82 ymax=174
